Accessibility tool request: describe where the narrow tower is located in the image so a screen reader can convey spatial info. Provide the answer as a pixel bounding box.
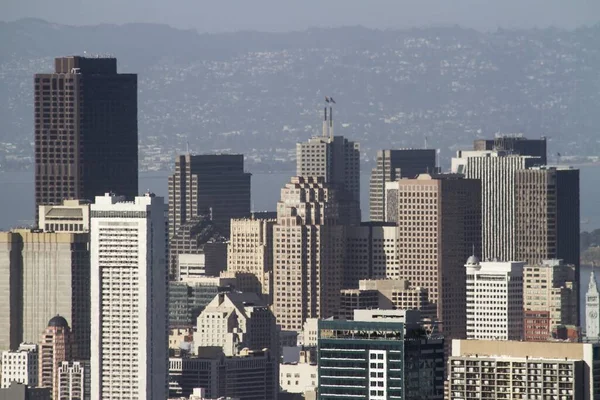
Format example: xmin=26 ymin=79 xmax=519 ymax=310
xmin=586 ymin=271 xmax=600 ymax=341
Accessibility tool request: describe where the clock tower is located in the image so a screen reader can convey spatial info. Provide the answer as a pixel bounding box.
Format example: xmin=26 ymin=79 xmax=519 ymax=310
xmin=586 ymin=270 xmax=600 ymax=340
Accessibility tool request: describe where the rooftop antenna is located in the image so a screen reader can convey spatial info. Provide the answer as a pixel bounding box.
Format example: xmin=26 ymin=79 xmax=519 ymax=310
xmin=186 ymin=141 xmax=190 ymax=154
xmin=557 ymin=152 xmax=561 ymax=165
xmin=425 ymin=136 xmax=428 ymax=149
xmin=329 ymin=96 xmax=336 ymax=139
xmin=323 ymin=105 xmax=328 ymax=138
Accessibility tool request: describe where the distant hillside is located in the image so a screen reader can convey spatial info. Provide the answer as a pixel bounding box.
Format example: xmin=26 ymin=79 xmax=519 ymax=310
xmin=1 ymin=19 xmax=599 ymax=172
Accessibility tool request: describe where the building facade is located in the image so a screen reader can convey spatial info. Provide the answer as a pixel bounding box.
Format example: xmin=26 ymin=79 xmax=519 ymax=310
xmin=296 ymin=109 xmax=360 ymax=224
xmin=465 ymin=258 xmax=524 ymax=341
xmin=451 ymin=151 xmax=541 ymax=261
xmin=38 ymin=200 xmax=90 ymax=233
xmin=227 ymin=214 xmax=275 ymax=304
xmin=394 ymin=173 xmax=481 ymax=341
xmin=90 ymin=193 xmax=168 ymax=400
xmin=273 ymin=177 xmax=346 ymax=332
xmin=0 ymin=230 xmax=89 ymax=358
xmin=369 ymin=149 xmax=436 ymax=221
xmin=34 ymin=56 xmax=137 ymax=216
xmin=57 ymin=361 xmax=90 ymax=400
xmin=449 ymin=339 xmax=600 ymax=400
xmin=586 ymin=271 xmax=600 ymax=341
xmin=344 ymin=223 xmax=399 ymax=287
xmin=523 ymin=259 xmax=577 ymax=341
xmin=317 ymin=317 xmax=444 ymax=400
xmin=168 ymin=154 xmax=251 ymax=239
xmin=1 ymin=343 xmax=38 ymax=388
xmin=359 ymin=279 xmax=434 ymax=319
xmin=193 ymin=292 xmax=278 ymax=357
xmin=473 ymin=134 xmax=547 ymax=164
xmin=338 ymin=289 xmax=379 ymax=320
xmin=39 ymin=316 xmax=72 ymax=400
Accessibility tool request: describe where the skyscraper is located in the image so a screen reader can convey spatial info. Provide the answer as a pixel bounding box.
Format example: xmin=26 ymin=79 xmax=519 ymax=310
xmin=273 ymin=177 xmax=346 ymax=332
xmin=168 ymin=154 xmax=251 ymax=238
xmin=451 ymin=150 xmax=541 ymax=261
xmin=39 ymin=316 xmax=72 ymax=400
xmin=473 ymin=134 xmax=547 ymax=164
xmin=369 ymin=149 xmax=436 ymax=221
xmin=465 ymin=259 xmax=524 ymax=341
xmin=34 ymin=56 xmax=137 ymax=215
xmin=227 ymin=213 xmax=276 ymax=304
xmin=523 ymin=259 xmax=577 ymax=341
xmin=394 ymin=173 xmax=481 ymax=341
xmin=57 ymin=361 xmax=90 ymax=400
xmin=0 ymin=230 xmax=90 ymax=358
xmin=90 ymin=193 xmax=167 ymax=400
xmin=296 ymin=106 xmax=360 ymax=224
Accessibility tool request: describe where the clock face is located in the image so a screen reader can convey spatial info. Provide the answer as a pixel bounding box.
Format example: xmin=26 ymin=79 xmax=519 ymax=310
xmin=589 ymin=310 xmax=598 ymax=319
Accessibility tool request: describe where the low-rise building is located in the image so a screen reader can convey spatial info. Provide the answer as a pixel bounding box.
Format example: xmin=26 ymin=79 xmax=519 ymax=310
xmin=1 ymin=343 xmax=38 ymax=388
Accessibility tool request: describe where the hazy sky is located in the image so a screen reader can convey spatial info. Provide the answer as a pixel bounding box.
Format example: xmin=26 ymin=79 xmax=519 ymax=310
xmin=2 ymin=0 xmax=599 ymax=32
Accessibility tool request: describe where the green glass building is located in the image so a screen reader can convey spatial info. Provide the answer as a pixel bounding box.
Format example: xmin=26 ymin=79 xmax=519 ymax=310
xmin=317 ymin=319 xmax=444 ymax=400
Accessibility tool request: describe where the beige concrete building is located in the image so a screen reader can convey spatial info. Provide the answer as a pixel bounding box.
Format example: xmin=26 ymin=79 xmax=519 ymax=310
xmin=523 ymin=259 xmax=577 ymax=341
xmin=1 ymin=343 xmax=38 ymax=388
xmin=273 ymin=177 xmax=346 ymax=332
xmin=296 ymin=108 xmax=361 ymax=225
xmin=0 ymin=230 xmax=89 ymax=357
xmin=38 ymin=200 xmax=90 ymax=233
xmin=449 ymin=339 xmax=600 ymax=400
xmin=57 ymin=361 xmax=89 ymax=400
xmin=359 ymin=279 xmax=434 ymax=319
xmin=338 ymin=289 xmax=379 ymax=320
xmin=369 ymin=149 xmax=436 ymax=221
xmin=227 ymin=214 xmax=276 ymax=304
xmin=394 ymin=174 xmax=481 ymax=341
xmin=193 ymin=292 xmax=278 ymax=357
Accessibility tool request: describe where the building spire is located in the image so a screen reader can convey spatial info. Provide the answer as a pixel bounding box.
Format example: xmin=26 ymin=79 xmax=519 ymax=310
xmin=590 ymin=270 xmax=599 ymax=293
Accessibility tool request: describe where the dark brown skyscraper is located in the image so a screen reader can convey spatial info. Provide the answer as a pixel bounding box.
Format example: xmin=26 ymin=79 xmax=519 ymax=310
xmin=34 ymin=56 xmax=137 ymax=217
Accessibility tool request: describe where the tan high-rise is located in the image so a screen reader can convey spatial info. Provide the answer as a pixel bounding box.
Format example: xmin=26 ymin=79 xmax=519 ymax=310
xmin=273 ymin=177 xmax=345 ymax=331
xmin=39 ymin=316 xmax=72 ymax=400
xmin=227 ymin=213 xmax=275 ymax=304
xmin=523 ymin=259 xmax=577 ymax=341
xmin=394 ymin=173 xmax=481 ymax=341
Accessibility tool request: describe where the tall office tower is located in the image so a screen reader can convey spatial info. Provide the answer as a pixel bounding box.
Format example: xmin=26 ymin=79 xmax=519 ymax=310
xmin=168 ymin=154 xmax=251 ymax=239
xmin=317 ymin=311 xmax=445 ymax=400
xmin=523 ymin=259 xmax=577 ymax=341
xmin=38 ymin=200 xmax=90 ymax=233
xmin=449 ymin=339 xmax=600 ymax=400
xmin=586 ymin=271 xmax=600 ymax=341
xmin=1 ymin=343 xmax=38 ymax=388
xmin=344 ymin=222 xmax=399 ymax=288
xmin=473 ymin=134 xmax=547 ymax=164
xmin=273 ymin=177 xmax=346 ymax=332
xmin=515 ymin=166 xmax=580 ymax=320
xmin=39 ymin=316 xmax=72 ymax=399
xmin=369 ymin=149 xmax=436 ymax=221
xmin=395 ymin=173 xmax=481 ymax=342
xmin=34 ymin=56 xmax=137 ymax=216
xmin=451 ymin=150 xmax=541 ymax=261
xmin=0 ymin=232 xmax=23 ymax=351
xmin=193 ymin=292 xmax=278 ymax=357
xmin=296 ymin=107 xmax=360 ymax=224
xmin=90 ymin=193 xmax=167 ymax=400
xmin=227 ymin=213 xmax=276 ymax=304
xmin=57 ymin=361 xmax=90 ymax=400
xmin=338 ymin=289 xmax=379 ymax=320
xmin=465 ymin=258 xmax=524 ymax=341
xmin=0 ymin=230 xmax=89 ymax=358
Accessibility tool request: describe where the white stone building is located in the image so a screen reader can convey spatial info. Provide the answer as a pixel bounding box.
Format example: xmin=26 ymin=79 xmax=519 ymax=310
xmin=465 ymin=257 xmax=524 ymax=340
xmin=1 ymin=343 xmax=38 ymax=388
xmin=58 ymin=361 xmax=90 ymax=400
xmin=90 ymin=193 xmax=168 ymax=400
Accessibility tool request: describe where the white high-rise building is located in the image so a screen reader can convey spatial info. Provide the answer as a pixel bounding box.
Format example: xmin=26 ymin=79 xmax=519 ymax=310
xmin=90 ymin=193 xmax=167 ymax=400
xmin=586 ymin=270 xmax=600 ymax=341
xmin=465 ymin=257 xmax=524 ymax=341
xmin=451 ymin=150 xmax=541 ymax=261
xmin=1 ymin=343 xmax=38 ymax=388
xmin=58 ymin=361 xmax=90 ymax=400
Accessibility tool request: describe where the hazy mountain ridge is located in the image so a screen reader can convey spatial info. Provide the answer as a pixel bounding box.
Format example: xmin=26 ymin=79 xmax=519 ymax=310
xmin=1 ymin=19 xmax=599 ymax=172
